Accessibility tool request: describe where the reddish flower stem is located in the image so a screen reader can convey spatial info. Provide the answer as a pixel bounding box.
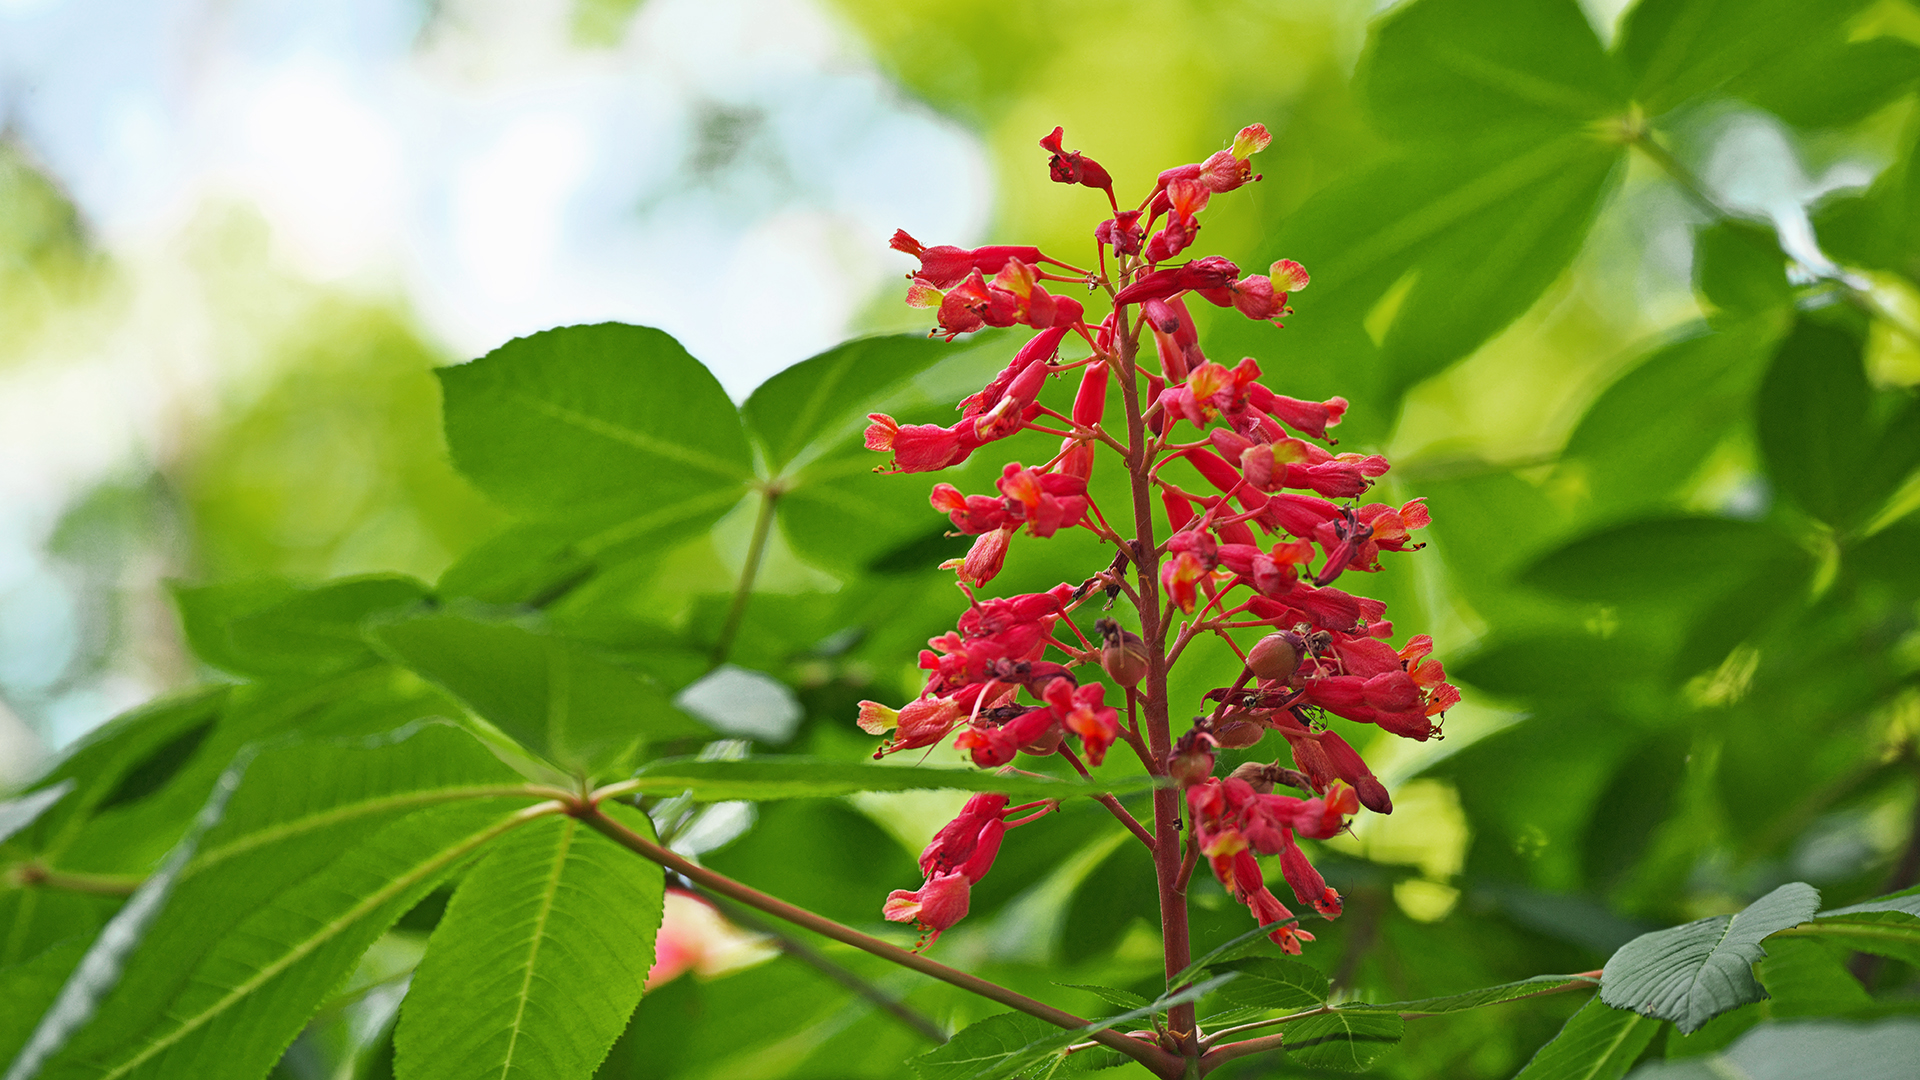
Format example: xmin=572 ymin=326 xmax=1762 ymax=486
xmin=1059 ymin=744 xmax=1156 ymax=851
xmin=579 ymin=803 xmax=1186 ymax=1076
xmin=1115 ymin=313 xmax=1200 ymax=1068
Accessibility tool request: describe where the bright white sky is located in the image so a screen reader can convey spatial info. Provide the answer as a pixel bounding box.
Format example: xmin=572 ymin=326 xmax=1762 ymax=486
xmin=0 ymin=0 xmax=990 ymax=764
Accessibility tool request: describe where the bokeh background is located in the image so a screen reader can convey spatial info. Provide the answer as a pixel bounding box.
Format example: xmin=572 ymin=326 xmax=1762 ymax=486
xmin=5 ymin=0 xmax=1920 ymax=1076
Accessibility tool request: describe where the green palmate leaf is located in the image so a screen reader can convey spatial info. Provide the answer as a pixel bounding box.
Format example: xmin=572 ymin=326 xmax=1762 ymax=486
xmin=1363 ymin=973 xmax=1597 ymax=1016
xmin=743 ymin=333 xmax=955 ymax=477
xmin=1559 ymin=320 xmax=1780 ymax=516
xmin=8 ymin=724 xmax=526 ymax=1080
xmin=1600 ymin=882 xmax=1821 ymax=1033
xmin=1514 ymin=998 xmax=1659 ymax=1080
xmin=1224 ymin=129 xmax=1625 ymax=424
xmin=394 ymin=804 xmax=662 ymax=1080
xmin=221 ymin=576 xmax=430 ymax=677
xmin=1754 ymin=937 xmax=1871 ymax=1019
xmin=1816 ymin=116 xmax=1920 ymax=282
xmin=369 ymin=609 xmax=706 ymax=777
xmin=0 ymin=784 xmax=73 ymax=848
xmin=1755 ymin=319 xmax=1878 ymax=527
xmin=1616 ymin=0 xmax=1874 ymax=117
xmin=1282 ymin=1010 xmax=1404 ymax=1072
xmin=623 ymin=756 xmax=1159 ymax=801
xmin=0 ymin=939 xmax=91 ymax=1063
xmin=908 ymin=1013 xmax=1079 ymax=1080
xmin=1519 ymin=517 xmax=1803 ymax=608
xmin=1728 ymin=33 xmax=1920 ymax=130
xmin=1356 ymin=0 xmax=1625 ymax=142
xmin=1692 ymin=223 xmax=1793 ymax=318
xmin=11 ymin=689 xmax=230 ymax=853
xmin=173 ymin=576 xmax=430 ymax=679
xmin=1208 ymin=957 xmax=1329 ymax=1012
xmin=1786 ymin=890 xmax=1920 ymax=966
xmin=749 ymin=333 xmax=1014 ymax=575
xmin=34 ymin=798 xmax=550 ymax=1080
xmin=438 ymin=322 xmax=751 ymax=517
xmin=6 ymin=744 xmax=252 ymax=1080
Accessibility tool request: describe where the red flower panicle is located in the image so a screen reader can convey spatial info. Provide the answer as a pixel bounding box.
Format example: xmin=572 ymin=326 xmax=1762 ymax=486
xmin=863 ymin=124 xmax=1458 ymax=957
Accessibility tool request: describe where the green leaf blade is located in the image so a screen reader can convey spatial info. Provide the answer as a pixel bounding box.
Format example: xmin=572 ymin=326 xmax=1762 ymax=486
xmin=395 ymin=804 xmax=663 ymax=1080
xmin=369 ymin=610 xmax=706 ymax=776
xmin=438 ymin=323 xmax=751 ymax=516
xmin=1514 ymin=997 xmax=1658 ymax=1080
xmin=1282 ymin=1010 xmax=1405 ymax=1072
xmin=624 ymin=756 xmax=1159 ymax=801
xmin=1600 ymin=882 xmax=1821 ymax=1033
xmin=1357 ymin=0 xmax=1626 ymax=141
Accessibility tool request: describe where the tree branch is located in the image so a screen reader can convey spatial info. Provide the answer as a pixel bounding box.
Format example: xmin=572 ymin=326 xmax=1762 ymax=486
xmin=580 ymin=804 xmax=1185 ymax=1077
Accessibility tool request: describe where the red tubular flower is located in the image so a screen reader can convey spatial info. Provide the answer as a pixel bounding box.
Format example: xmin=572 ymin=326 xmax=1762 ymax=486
xmin=1279 ymin=834 xmax=1342 ymax=917
xmin=1043 ymin=678 xmax=1120 ymax=765
xmin=891 ymin=230 xmax=1047 ymax=289
xmin=961 ymin=326 xmax=1071 ymax=419
xmin=920 ymin=793 xmax=1010 ymax=881
xmin=1111 ymin=256 xmax=1241 ymax=305
xmin=1040 ymin=126 xmax=1114 ymax=198
xmin=884 ymin=871 xmax=971 ymax=946
xmin=1095 ymin=209 xmax=1144 ymax=255
xmin=944 ymin=527 xmax=1012 ymax=587
xmin=1245 ymin=386 xmax=1348 ymax=441
xmin=865 ymin=415 xmax=979 ymax=473
xmin=862 ymin=695 xmax=967 ymax=757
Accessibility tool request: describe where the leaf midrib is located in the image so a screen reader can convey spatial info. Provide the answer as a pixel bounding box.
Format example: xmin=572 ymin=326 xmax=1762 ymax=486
xmin=498 ymin=817 xmax=573 ymax=1080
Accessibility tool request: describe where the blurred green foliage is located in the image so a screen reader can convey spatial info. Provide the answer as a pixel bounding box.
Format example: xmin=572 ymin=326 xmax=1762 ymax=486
xmin=5 ymin=0 xmax=1920 ymax=1078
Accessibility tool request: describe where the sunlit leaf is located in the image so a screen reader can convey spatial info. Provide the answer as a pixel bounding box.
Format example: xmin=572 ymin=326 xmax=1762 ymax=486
xmin=439 ymin=323 xmax=751 ymax=516
xmin=394 ymin=804 xmax=662 ymax=1080
xmin=1520 ymin=517 xmax=1802 ymax=608
xmin=1616 ymin=0 xmax=1874 ymax=116
xmin=1356 ymin=0 xmax=1625 ymax=141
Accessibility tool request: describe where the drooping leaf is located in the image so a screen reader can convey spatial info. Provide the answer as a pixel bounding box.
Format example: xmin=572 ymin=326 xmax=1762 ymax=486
xmin=1208 ymin=957 xmax=1329 ymax=1012
xmin=1520 ymin=517 xmax=1803 ymax=609
xmin=438 ymin=323 xmax=751 ymax=517
xmin=1281 ymin=1010 xmax=1404 ymax=1072
xmin=1219 ymin=129 xmax=1625 ymax=425
xmin=1363 ymin=973 xmax=1596 ymax=1016
xmin=369 ymin=609 xmax=706 ymax=776
xmin=1755 ymin=318 xmax=1879 ymax=527
xmin=1558 ymin=320 xmax=1780 ymax=517
xmin=1600 ymin=882 xmax=1821 ymax=1033
xmin=1729 ymin=34 xmax=1920 ymax=130
xmin=623 ymin=756 xmax=1159 ymax=801
xmin=393 ymin=804 xmax=662 ymax=1080
xmin=33 ymin=799 xmax=548 ymax=1080
xmin=1513 ymin=998 xmax=1659 ymax=1080
xmin=1616 ymin=0 xmax=1874 ymax=117
xmin=1691 ymin=222 xmax=1793 ymax=318
xmin=1355 ymin=0 xmax=1625 ymax=142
